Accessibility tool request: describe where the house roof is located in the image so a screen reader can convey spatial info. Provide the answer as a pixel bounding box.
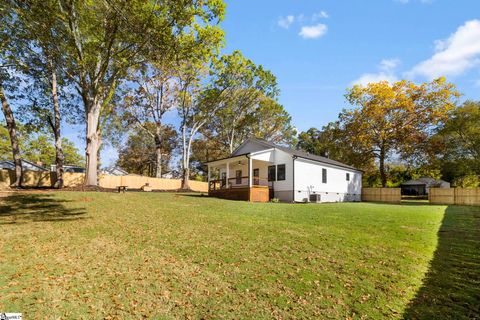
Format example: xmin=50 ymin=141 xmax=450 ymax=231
xmin=0 ymin=160 xmax=15 ymax=170
xmin=401 ymin=177 xmax=450 ymax=187
xmin=231 ymin=137 xmax=362 ymax=172
xmin=0 ymin=159 xmax=48 ymax=171
xmin=102 ymin=166 xmax=129 ymax=176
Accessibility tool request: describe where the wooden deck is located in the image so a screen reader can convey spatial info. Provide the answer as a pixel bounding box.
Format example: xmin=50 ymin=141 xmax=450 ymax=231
xmin=209 ymin=186 xmax=270 ymax=202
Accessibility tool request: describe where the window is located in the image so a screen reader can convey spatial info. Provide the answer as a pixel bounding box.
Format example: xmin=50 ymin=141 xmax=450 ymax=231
xmin=268 ymin=165 xmax=276 ymax=181
xmin=236 ymin=170 xmax=242 ymax=184
xmin=253 ymin=168 xmax=260 ymax=185
xmin=322 ymin=168 xmax=327 ymax=183
xmin=346 ymin=173 xmax=350 ymax=181
xmin=277 ymin=164 xmax=286 ymax=181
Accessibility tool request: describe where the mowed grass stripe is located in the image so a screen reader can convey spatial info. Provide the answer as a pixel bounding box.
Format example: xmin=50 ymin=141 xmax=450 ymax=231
xmin=1 ymin=192 xmax=478 ymax=319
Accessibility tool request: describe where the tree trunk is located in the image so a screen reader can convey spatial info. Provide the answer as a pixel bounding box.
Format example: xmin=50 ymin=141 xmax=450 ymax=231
xmin=379 ymin=147 xmax=387 ymax=188
xmin=181 ymin=167 xmax=190 ymax=189
xmin=229 ymin=128 xmax=235 ymax=154
xmin=85 ymin=103 xmax=101 ymax=186
xmin=0 ymin=84 xmax=23 ymax=187
xmin=154 ymin=125 xmax=162 ymax=178
xmin=181 ymin=124 xmax=190 ymax=189
xmin=51 ymin=71 xmax=64 ymax=188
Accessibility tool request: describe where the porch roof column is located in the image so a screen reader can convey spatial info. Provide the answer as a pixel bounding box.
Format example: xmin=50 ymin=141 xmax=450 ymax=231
xmin=248 ymin=156 xmax=252 ymax=188
xmin=226 ymin=162 xmax=230 ymax=188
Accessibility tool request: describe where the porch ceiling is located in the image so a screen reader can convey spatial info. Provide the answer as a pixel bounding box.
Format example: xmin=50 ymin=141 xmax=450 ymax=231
xmin=207 ymin=151 xmax=274 ymax=168
xmin=207 ymin=154 xmax=249 ymax=167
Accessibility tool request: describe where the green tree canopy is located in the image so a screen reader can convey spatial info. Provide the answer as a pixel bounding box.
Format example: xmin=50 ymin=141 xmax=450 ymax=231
xmin=116 ymin=124 xmax=177 ymax=177
xmin=4 ymin=0 xmax=226 ymax=186
xmin=343 ymin=78 xmax=459 ymax=187
xmin=432 ymin=101 xmax=480 ymax=186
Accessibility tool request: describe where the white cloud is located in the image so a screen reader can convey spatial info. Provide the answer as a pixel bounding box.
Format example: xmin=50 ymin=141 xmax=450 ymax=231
xmin=277 ymin=15 xmax=295 ymax=29
xmin=313 ymin=11 xmax=329 ymax=20
xmin=407 ymin=20 xmax=480 ymax=79
xmin=299 ymin=24 xmax=328 ymax=39
xmin=380 ymin=58 xmax=401 ymax=71
xmin=277 ymin=11 xmax=329 ymax=31
xmin=352 ymin=59 xmax=400 ymax=86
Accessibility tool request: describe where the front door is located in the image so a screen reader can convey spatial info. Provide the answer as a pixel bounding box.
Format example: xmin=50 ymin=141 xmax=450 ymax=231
xmin=235 ymin=170 xmax=242 ymax=185
xmin=253 ymin=168 xmax=259 ymax=185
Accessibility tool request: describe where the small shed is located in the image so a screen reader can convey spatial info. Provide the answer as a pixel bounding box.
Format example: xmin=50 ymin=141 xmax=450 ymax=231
xmin=401 ymin=177 xmax=450 ymax=196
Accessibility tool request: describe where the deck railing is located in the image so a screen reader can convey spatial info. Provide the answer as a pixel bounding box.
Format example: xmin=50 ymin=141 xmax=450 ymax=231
xmin=209 ymin=176 xmax=271 ymax=191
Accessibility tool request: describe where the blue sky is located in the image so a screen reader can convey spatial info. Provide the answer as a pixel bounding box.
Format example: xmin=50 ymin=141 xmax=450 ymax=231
xmin=221 ymin=0 xmax=480 ymax=129
xmin=89 ymin=0 xmax=480 ymax=165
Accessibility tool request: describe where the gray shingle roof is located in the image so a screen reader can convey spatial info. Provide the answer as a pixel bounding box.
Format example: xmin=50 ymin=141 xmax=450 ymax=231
xmin=401 ymin=177 xmax=450 ymax=187
xmin=240 ymin=138 xmax=362 ymax=172
xmin=0 ymin=160 xmax=47 ymax=171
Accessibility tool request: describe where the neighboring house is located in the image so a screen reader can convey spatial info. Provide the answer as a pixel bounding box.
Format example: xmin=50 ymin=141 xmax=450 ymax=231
xmin=161 ymin=170 xmax=180 ymax=179
xmin=205 ymin=138 xmax=362 ymax=203
xmin=101 ymin=166 xmax=129 ymax=176
xmin=401 ymin=177 xmax=450 ymax=196
xmin=0 ymin=159 xmax=48 ymax=172
xmin=50 ymin=164 xmax=86 ymax=173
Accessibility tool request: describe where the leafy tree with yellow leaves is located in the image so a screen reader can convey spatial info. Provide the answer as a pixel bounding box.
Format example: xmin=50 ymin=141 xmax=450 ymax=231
xmin=343 ymin=78 xmax=459 ymax=187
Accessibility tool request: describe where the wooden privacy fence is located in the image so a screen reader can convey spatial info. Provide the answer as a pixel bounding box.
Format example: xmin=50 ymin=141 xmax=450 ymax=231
xmin=362 ymin=188 xmax=401 ymax=203
xmin=0 ymin=169 xmax=208 ymax=192
xmin=429 ymin=188 xmax=480 ymax=206
xmin=0 ymin=169 xmax=52 ymax=188
xmin=98 ymin=174 xmax=208 ymax=192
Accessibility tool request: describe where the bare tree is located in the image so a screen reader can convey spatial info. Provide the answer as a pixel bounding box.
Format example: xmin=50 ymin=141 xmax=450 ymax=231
xmin=122 ymin=64 xmax=176 ymax=177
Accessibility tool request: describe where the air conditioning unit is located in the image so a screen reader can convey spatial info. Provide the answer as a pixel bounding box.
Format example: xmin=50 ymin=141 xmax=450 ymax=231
xmin=309 ymin=193 xmax=321 ymax=203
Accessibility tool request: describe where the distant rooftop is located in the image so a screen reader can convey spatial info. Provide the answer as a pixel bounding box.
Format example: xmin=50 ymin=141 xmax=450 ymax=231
xmin=0 ymin=159 xmax=48 ymax=171
xmin=401 ymin=177 xmax=450 ymax=187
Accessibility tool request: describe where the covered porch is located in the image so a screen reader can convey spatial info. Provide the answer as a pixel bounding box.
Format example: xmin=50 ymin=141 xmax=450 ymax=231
xmin=207 ymin=150 xmax=274 ymax=202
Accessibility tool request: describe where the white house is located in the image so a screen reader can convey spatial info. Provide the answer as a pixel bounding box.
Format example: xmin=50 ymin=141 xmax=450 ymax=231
xmin=101 ymin=166 xmax=129 ymax=176
xmin=206 ymin=138 xmax=362 ymax=203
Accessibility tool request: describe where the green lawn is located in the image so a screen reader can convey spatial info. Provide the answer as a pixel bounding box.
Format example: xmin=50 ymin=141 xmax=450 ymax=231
xmin=0 ymin=192 xmax=478 ymax=319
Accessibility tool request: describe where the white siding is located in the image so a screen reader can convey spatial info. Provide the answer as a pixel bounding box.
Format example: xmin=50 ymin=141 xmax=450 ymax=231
xmin=232 ymin=140 xmax=269 ymax=155
xmin=212 ymin=140 xmax=362 ymax=203
xmin=219 ymin=162 xmax=247 ymax=187
xmin=250 ymin=149 xmax=274 ymax=162
xmin=270 ymin=150 xmax=294 ymax=202
xmin=218 ymin=159 xmax=270 ymax=187
xmin=293 ymin=158 xmax=362 ymax=203
xmin=251 ymin=160 xmax=270 ymax=186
